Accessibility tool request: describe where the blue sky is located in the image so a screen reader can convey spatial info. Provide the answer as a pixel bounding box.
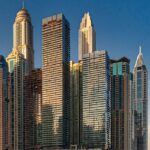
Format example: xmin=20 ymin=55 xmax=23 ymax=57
xmin=0 ymin=0 xmax=149 ymax=145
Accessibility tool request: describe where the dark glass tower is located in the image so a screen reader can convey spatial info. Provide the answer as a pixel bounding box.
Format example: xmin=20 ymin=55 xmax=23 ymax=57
xmin=110 ymin=57 xmax=131 ymax=150
xmin=0 ymin=55 xmax=10 ymax=150
xmin=42 ymin=14 xmax=70 ymax=149
xmin=24 ymin=69 xmax=42 ymax=149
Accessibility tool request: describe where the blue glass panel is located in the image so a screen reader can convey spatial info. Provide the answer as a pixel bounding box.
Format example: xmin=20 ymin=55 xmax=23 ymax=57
xmin=113 ymin=64 xmax=116 ymax=75
xmin=10 ymin=60 xmax=14 ymax=73
xmin=137 ymin=72 xmax=142 ymax=99
xmin=118 ymin=62 xmax=122 ymax=75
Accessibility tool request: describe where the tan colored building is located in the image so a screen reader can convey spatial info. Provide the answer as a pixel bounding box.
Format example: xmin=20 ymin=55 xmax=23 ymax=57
xmin=78 ymin=12 xmax=96 ymax=61
xmin=42 ymin=14 xmax=70 ymax=149
xmin=6 ymin=7 xmax=34 ymax=150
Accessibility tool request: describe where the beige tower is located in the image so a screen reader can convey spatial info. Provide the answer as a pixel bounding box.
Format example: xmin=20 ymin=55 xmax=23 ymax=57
xmin=6 ymin=7 xmax=34 ymax=150
xmin=13 ymin=8 xmax=34 ymax=74
xmin=78 ymin=12 xmax=96 ymax=60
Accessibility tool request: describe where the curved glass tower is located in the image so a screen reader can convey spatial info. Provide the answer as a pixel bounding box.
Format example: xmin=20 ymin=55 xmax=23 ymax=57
xmin=133 ymin=47 xmax=148 ymax=150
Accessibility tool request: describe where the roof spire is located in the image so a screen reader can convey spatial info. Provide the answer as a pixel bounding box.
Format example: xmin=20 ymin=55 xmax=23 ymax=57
xmin=139 ymin=45 xmax=142 ymax=54
xmin=22 ymin=0 xmax=25 ymax=9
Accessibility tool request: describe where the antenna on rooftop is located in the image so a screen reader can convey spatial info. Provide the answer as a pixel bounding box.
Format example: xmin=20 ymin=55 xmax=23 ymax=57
xmin=22 ymin=0 xmax=25 ymax=9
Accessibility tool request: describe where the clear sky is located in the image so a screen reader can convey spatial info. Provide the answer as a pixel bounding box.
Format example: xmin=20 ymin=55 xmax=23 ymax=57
xmin=0 ymin=0 xmax=149 ymax=146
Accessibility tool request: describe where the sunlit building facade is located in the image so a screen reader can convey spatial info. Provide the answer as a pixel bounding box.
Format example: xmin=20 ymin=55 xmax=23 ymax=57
xmin=133 ymin=47 xmax=148 ymax=150
xmin=6 ymin=7 xmax=34 ymax=150
xmin=42 ymin=14 xmax=70 ymax=149
xmin=78 ymin=12 xmax=96 ymax=61
xmin=81 ymin=50 xmax=111 ymax=149
xmin=110 ymin=57 xmax=131 ymax=150
xmin=24 ymin=69 xmax=42 ymax=150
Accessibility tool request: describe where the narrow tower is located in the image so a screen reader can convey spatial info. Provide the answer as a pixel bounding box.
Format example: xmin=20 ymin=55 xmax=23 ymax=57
xmin=78 ymin=13 xmax=96 ymax=61
xmin=0 ymin=55 xmax=10 ymax=150
xmin=6 ymin=6 xmax=34 ymax=150
xmin=133 ymin=46 xmax=148 ymax=150
xmin=110 ymin=57 xmax=131 ymax=150
xmin=13 ymin=7 xmax=34 ymax=74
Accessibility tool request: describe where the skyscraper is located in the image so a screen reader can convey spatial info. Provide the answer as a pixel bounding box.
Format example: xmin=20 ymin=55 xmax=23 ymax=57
xmin=6 ymin=7 xmax=34 ymax=150
xmin=133 ymin=47 xmax=148 ymax=150
xmin=110 ymin=57 xmax=131 ymax=150
xmin=24 ymin=69 xmax=42 ymax=150
xmin=13 ymin=7 xmax=34 ymax=74
xmin=0 ymin=55 xmax=10 ymax=150
xmin=78 ymin=13 xmax=96 ymax=61
xmin=70 ymin=61 xmax=82 ymax=148
xmin=42 ymin=14 xmax=70 ymax=149
xmin=81 ymin=50 xmax=111 ymax=149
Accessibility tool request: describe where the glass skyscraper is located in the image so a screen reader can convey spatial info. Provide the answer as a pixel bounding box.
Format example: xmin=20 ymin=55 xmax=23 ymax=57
xmin=24 ymin=69 xmax=42 ymax=149
xmin=42 ymin=14 xmax=70 ymax=149
xmin=70 ymin=61 xmax=82 ymax=148
xmin=133 ymin=47 xmax=148 ymax=150
xmin=110 ymin=57 xmax=132 ymax=150
xmin=0 ymin=55 xmax=10 ymax=150
xmin=81 ymin=50 xmax=111 ymax=149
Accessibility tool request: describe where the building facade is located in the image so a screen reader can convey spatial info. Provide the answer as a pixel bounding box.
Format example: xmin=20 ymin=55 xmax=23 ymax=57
xmin=81 ymin=51 xmax=111 ymax=149
xmin=24 ymin=69 xmax=42 ymax=150
xmin=6 ymin=7 xmax=34 ymax=150
xmin=78 ymin=12 xmax=96 ymax=61
xmin=70 ymin=61 xmax=82 ymax=148
xmin=133 ymin=47 xmax=148 ymax=150
xmin=110 ymin=57 xmax=131 ymax=150
xmin=0 ymin=55 xmax=10 ymax=150
xmin=42 ymin=14 xmax=70 ymax=149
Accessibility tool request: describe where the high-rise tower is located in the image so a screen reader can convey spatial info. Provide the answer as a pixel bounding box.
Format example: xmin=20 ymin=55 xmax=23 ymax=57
xmin=70 ymin=61 xmax=82 ymax=148
xmin=78 ymin=13 xmax=96 ymax=61
xmin=24 ymin=69 xmax=42 ymax=149
xmin=110 ymin=57 xmax=131 ymax=150
xmin=0 ymin=55 xmax=10 ymax=150
xmin=13 ymin=8 xmax=34 ymax=74
xmin=133 ymin=47 xmax=148 ymax=150
xmin=81 ymin=51 xmax=111 ymax=149
xmin=42 ymin=14 xmax=70 ymax=149
xmin=6 ymin=7 xmax=34 ymax=150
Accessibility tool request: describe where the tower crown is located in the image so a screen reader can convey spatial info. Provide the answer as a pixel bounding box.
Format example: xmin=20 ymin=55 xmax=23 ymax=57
xmin=80 ymin=12 xmax=93 ymax=29
xmin=134 ymin=46 xmax=145 ymax=68
xmin=15 ymin=8 xmax=31 ymax=22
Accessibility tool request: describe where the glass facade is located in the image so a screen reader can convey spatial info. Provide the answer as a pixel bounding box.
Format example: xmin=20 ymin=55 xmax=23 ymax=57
xmin=81 ymin=51 xmax=111 ymax=149
xmin=134 ymin=66 xmax=148 ymax=150
xmin=24 ymin=69 xmax=42 ymax=149
xmin=110 ymin=57 xmax=131 ymax=150
xmin=0 ymin=55 xmax=9 ymax=150
xmin=70 ymin=61 xmax=82 ymax=148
